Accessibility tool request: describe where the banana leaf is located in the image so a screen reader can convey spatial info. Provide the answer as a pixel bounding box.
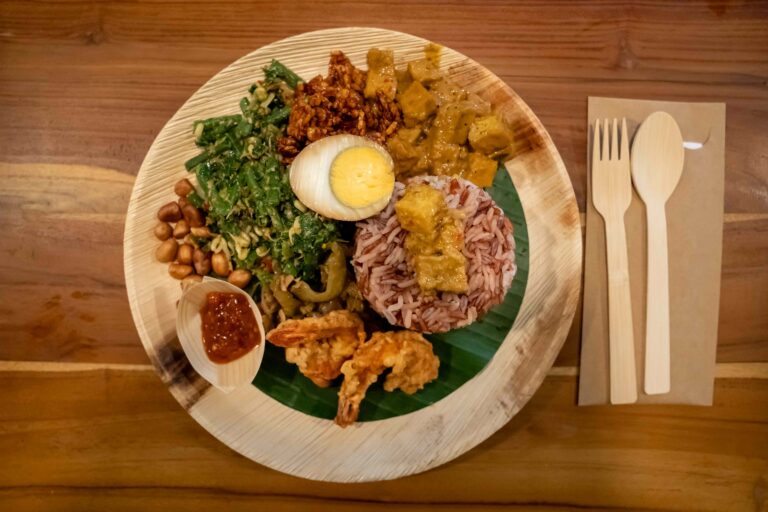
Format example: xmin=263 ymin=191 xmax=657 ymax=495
xmin=252 ymin=165 xmax=529 ymax=421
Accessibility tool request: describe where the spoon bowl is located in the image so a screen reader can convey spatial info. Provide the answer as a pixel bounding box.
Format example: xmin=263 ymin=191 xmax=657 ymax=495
xmin=631 ymin=112 xmax=685 ymax=205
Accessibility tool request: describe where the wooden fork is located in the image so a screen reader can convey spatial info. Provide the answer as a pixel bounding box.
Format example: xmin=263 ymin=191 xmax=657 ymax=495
xmin=592 ymin=118 xmax=638 ymax=404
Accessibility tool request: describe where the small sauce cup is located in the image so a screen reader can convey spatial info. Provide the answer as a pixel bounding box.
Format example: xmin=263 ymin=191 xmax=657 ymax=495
xmin=176 ymin=276 xmax=265 ymax=391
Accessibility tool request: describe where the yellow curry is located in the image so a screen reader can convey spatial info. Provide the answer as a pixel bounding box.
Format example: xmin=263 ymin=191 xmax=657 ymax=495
xmin=386 ymin=52 xmax=515 ymax=188
xmin=395 ymin=184 xmax=468 ymax=294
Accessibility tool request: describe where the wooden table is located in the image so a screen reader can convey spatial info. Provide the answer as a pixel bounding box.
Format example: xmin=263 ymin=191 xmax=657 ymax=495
xmin=1 ymin=1 xmax=766 ymax=510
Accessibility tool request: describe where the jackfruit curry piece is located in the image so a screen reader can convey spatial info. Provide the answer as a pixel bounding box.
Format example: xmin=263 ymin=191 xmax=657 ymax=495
xmin=387 ymin=55 xmax=516 ymax=188
xmin=395 ymin=183 xmax=468 ymax=294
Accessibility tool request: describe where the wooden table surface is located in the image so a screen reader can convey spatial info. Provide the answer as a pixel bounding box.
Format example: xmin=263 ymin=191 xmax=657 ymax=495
xmin=1 ymin=1 xmax=766 ymax=510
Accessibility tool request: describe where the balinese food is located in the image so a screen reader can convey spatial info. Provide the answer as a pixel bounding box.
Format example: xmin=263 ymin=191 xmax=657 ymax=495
xmin=289 ymin=134 xmax=395 ymax=221
xmin=336 ymin=330 xmax=439 ymax=427
xmin=354 ymin=176 xmax=516 ymax=333
xmin=278 ymin=51 xmax=400 ymax=161
xmin=395 ymin=183 xmax=468 ymax=294
xmin=388 ymin=54 xmax=515 ymax=187
xmin=186 ymin=65 xmax=342 ymax=287
xmin=200 ymin=292 xmax=262 ymax=364
xmin=266 ymin=310 xmax=365 ymax=388
xmin=157 ymin=46 xmax=519 ymax=426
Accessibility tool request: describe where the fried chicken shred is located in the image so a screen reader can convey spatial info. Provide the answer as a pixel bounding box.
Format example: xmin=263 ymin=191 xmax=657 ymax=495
xmin=266 ymin=310 xmax=366 ymax=388
xmin=277 ymin=51 xmax=401 ymax=162
xmin=335 ymin=330 xmax=440 ymax=427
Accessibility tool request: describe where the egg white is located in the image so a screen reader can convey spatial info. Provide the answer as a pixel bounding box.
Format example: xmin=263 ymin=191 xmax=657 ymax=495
xmin=289 ymin=134 xmax=394 ymax=221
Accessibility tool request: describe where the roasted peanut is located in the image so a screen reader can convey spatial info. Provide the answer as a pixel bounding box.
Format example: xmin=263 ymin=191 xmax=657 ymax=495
xmin=168 ymin=263 xmax=193 ymax=280
xmin=212 ymin=252 xmax=231 ymax=276
xmin=190 ymin=226 xmax=212 ymax=238
xmin=194 ymin=256 xmax=212 ymax=276
xmin=181 ymin=204 xmax=204 ymax=227
xmin=155 ymin=239 xmax=178 ymax=263
xmin=193 ymin=248 xmax=207 ymax=264
xmin=157 ymin=202 xmax=182 ymax=222
xmin=228 ymin=269 xmax=252 ymax=289
xmin=173 ymin=219 xmax=190 ymax=239
xmin=178 ymin=196 xmax=189 ymax=209
xmin=174 ymin=178 xmax=194 ymax=197
xmin=177 ymin=243 xmax=194 ymax=264
xmin=154 ymin=222 xmax=173 ymax=241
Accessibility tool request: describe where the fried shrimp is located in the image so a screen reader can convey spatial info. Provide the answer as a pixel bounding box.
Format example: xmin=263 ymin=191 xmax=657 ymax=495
xmin=335 ymin=330 xmax=439 ymax=427
xmin=266 ymin=310 xmax=366 ymax=387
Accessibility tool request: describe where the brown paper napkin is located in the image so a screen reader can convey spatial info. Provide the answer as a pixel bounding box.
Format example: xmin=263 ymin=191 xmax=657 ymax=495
xmin=579 ymin=97 xmax=726 ymax=406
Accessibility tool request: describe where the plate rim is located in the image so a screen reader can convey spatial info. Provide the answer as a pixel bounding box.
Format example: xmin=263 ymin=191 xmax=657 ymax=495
xmin=123 ymin=26 xmax=582 ymax=482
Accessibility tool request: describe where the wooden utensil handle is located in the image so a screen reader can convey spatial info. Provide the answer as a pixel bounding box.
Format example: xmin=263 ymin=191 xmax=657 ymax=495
xmin=645 ymin=202 xmax=671 ymax=395
xmin=604 ymin=216 xmax=638 ymax=404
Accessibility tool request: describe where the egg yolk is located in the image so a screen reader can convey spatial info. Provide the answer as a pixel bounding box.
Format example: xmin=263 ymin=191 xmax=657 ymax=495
xmin=330 ymin=146 xmax=394 ymax=208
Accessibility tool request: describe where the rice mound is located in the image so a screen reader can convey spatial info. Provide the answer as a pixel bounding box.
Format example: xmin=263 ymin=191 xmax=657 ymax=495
xmin=353 ymin=175 xmax=516 ymax=333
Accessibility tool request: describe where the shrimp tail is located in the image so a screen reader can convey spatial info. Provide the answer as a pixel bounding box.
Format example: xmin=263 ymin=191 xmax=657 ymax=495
xmin=335 ymin=395 xmax=359 ymax=428
xmin=266 ymin=327 xmax=309 ymax=347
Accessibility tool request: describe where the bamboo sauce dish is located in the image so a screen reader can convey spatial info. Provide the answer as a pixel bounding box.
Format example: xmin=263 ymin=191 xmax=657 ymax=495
xmin=177 ymin=277 xmax=266 ymax=391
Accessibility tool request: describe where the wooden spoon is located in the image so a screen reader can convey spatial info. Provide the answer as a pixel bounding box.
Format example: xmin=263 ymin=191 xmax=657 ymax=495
xmin=630 ymin=112 xmax=685 ymax=395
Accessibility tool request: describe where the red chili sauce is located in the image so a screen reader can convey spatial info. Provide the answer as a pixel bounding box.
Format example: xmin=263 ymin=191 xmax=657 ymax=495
xmin=200 ymin=292 xmax=261 ymax=364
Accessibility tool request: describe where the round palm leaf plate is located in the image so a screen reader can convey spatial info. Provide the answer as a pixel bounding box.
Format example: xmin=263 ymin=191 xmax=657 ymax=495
xmin=124 ymin=27 xmax=581 ymax=482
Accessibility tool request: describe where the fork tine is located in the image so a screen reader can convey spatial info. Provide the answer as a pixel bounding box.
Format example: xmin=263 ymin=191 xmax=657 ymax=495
xmin=592 ymin=119 xmax=601 ymax=166
xmin=611 ymin=118 xmax=618 ymax=161
xmin=620 ymin=117 xmax=629 ymax=161
xmin=600 ymin=119 xmax=608 ymax=162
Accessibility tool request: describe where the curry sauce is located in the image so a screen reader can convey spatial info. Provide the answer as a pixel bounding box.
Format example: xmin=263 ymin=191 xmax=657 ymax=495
xmin=386 ymin=52 xmax=515 ymax=188
xmin=395 ymin=184 xmax=468 ymax=294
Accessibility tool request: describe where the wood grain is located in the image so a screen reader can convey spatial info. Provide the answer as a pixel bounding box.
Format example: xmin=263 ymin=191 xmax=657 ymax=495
xmin=1 ymin=1 xmax=766 ymax=212
xmin=0 ymin=367 xmax=765 ymax=511
xmin=1 ymin=0 xmax=767 ymax=506
xmin=0 ymin=163 xmax=140 ymax=362
xmin=1 ymin=163 xmax=765 ymax=366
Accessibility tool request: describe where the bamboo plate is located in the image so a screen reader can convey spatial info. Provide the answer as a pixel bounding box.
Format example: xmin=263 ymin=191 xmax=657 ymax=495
xmin=123 ymin=27 xmax=581 ymax=482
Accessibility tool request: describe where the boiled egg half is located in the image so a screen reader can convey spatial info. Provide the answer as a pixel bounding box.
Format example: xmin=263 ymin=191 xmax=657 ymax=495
xmin=289 ymin=134 xmax=395 ymax=221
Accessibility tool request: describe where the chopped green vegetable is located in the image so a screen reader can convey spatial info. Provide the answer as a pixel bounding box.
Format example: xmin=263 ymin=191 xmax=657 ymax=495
xmin=186 ymin=190 xmax=204 ymax=208
xmin=186 ymin=61 xmax=341 ymax=287
xmin=263 ymin=59 xmax=303 ymax=89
